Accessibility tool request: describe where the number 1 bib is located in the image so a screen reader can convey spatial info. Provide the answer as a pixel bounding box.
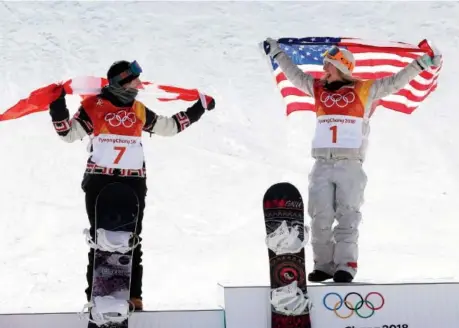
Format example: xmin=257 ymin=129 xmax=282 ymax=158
xmin=312 ymin=115 xmax=363 ymax=148
xmin=91 ymin=134 xmax=144 ymax=169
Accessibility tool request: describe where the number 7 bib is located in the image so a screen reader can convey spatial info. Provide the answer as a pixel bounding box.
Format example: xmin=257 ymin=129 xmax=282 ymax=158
xmin=312 ymin=115 xmax=363 ymax=148
xmin=91 ymin=134 xmax=144 ymax=169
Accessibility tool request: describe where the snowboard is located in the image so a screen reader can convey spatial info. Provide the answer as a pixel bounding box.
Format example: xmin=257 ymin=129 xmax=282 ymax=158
xmin=263 ymin=182 xmax=311 ymax=328
xmin=87 ymin=182 xmax=140 ymax=328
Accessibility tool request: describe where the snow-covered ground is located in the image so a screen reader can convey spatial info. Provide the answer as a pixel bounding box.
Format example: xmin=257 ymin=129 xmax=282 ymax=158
xmin=1 ymin=1 xmax=458 ymax=314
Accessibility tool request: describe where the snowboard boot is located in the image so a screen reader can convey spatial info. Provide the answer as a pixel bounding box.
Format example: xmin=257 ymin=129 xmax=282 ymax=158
xmin=130 ymin=297 xmax=143 ymax=311
xmin=308 ymin=270 xmax=333 ymax=282
xmin=333 ymin=270 xmax=354 ymax=283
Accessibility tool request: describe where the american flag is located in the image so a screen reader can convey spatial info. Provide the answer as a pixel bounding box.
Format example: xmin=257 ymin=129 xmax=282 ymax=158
xmin=267 ymin=37 xmax=442 ymax=116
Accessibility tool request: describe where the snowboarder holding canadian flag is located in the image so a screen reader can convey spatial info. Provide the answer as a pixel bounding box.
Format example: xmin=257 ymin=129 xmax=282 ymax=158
xmin=48 ymin=60 xmax=215 ymax=310
xmin=263 ymin=37 xmax=441 ymax=283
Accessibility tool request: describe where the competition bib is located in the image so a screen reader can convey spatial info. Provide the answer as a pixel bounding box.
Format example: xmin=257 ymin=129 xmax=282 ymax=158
xmin=312 ymin=115 xmax=363 ymax=148
xmin=91 ymin=134 xmax=144 ymax=169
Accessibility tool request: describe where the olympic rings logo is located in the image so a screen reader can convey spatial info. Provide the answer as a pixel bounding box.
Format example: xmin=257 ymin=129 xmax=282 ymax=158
xmin=105 ymin=110 xmax=137 ymax=128
xmin=320 ymin=91 xmax=355 ymax=108
xmin=323 ymin=292 xmax=385 ymax=319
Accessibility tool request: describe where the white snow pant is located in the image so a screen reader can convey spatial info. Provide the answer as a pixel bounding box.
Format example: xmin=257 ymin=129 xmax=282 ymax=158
xmin=308 ymin=158 xmax=367 ymax=277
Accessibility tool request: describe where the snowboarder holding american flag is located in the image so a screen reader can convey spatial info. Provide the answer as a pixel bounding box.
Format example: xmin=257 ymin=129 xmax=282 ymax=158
xmin=263 ymin=37 xmax=441 ymax=283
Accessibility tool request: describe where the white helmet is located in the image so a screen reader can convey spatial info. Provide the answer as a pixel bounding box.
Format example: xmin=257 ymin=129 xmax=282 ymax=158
xmin=322 ymin=46 xmax=355 ymax=76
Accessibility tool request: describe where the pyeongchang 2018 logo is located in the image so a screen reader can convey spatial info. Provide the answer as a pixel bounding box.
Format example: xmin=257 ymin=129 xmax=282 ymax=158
xmin=323 ymin=292 xmax=385 ymax=319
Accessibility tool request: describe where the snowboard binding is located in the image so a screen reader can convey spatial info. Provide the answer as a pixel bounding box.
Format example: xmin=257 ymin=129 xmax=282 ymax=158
xmin=270 ymin=280 xmax=313 ymax=316
xmin=84 ymin=228 xmax=140 ymax=254
xmin=81 ymin=295 xmax=135 ymax=327
xmin=265 ymin=220 xmax=310 ymax=255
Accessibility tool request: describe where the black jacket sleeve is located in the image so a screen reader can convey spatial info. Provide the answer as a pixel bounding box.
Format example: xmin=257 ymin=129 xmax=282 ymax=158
xmin=49 ymin=90 xmax=93 ymax=141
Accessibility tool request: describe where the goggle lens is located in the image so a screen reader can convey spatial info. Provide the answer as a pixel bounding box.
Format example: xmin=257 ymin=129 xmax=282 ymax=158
xmin=130 ymin=60 xmax=142 ymax=75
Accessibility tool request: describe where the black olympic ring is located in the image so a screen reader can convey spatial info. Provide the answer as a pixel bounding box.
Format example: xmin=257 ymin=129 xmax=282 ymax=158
xmin=322 ymin=292 xmax=385 ymax=319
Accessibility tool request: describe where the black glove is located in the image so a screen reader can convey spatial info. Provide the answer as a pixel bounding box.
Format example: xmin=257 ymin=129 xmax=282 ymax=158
xmin=49 ymin=86 xmax=69 ymax=121
xmin=182 ymin=96 xmax=216 ymax=125
xmin=205 ymin=96 xmax=215 ymax=111
xmin=263 ymin=38 xmax=283 ymax=58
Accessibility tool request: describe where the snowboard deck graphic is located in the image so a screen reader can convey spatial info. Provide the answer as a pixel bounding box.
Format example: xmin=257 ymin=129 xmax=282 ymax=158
xmin=263 ymin=182 xmax=311 ymax=328
xmin=87 ymin=182 xmax=140 ymax=328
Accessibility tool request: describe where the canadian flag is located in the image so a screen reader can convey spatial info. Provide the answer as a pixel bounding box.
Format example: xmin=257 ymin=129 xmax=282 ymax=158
xmin=0 ymin=76 xmax=213 ymax=121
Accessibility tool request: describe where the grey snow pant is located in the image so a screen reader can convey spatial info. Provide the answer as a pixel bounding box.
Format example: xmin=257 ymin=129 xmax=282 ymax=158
xmin=308 ymin=158 xmax=367 ymax=277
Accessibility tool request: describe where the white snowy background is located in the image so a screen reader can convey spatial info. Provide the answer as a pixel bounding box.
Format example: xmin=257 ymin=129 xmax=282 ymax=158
xmin=0 ymin=0 xmax=458 ymax=314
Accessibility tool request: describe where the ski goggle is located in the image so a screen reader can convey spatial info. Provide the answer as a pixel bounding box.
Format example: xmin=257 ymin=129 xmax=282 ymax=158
xmin=322 ymin=46 xmax=355 ymax=72
xmin=129 ymin=60 xmax=143 ymax=76
xmin=110 ymin=60 xmax=143 ymax=85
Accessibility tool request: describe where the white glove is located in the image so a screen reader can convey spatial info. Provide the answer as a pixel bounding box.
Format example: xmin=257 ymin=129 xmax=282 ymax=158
xmin=264 ymin=37 xmax=283 ymax=58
